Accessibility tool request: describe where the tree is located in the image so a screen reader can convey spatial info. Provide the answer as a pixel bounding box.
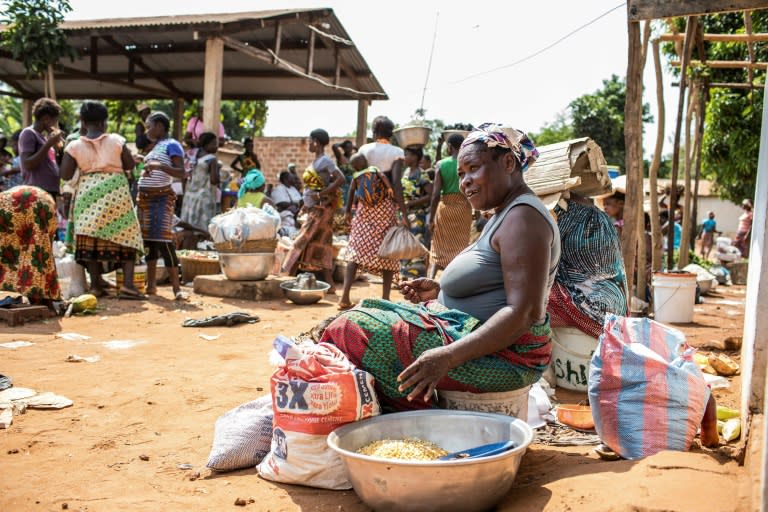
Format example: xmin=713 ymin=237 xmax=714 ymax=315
xmin=0 ymin=0 xmax=76 ymax=96
xmin=531 ymin=110 xmax=574 ymax=146
xmin=663 ymin=11 xmax=768 ymax=202
xmin=0 ymin=95 xmax=22 ymax=136
xmin=569 ymin=74 xmax=652 ymax=167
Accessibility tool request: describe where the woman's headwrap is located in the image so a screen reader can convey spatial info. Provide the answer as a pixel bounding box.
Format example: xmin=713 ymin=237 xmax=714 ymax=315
xmin=238 ymin=168 xmax=265 ymax=198
xmin=460 ymin=123 xmax=539 ymax=173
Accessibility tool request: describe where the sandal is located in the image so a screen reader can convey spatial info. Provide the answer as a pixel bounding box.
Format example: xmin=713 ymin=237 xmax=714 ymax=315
xmin=337 ymin=301 xmax=354 ymax=311
xmin=174 ymin=291 xmax=190 ymax=301
xmin=118 ymin=288 xmax=147 ymax=301
xmin=594 ymin=443 xmax=622 ymax=461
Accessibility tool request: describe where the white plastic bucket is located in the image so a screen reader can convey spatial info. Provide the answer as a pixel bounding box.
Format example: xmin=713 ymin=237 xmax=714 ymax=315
xmin=438 ymin=385 xmax=530 ymax=421
xmin=551 ymin=327 xmax=599 ymax=392
xmin=652 ymin=272 xmax=697 ymax=323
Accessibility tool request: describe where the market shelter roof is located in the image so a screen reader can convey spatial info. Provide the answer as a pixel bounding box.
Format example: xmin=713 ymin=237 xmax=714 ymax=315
xmin=0 ymin=9 xmax=387 ymax=101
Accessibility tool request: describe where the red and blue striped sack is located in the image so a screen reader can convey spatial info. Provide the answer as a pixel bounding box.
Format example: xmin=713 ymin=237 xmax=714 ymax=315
xmin=588 ymin=314 xmax=710 ymax=460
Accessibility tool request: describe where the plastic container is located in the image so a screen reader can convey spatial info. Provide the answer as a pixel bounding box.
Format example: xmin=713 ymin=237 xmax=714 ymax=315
xmin=551 ymin=327 xmax=599 ymax=392
xmin=652 ymin=271 xmax=697 ymax=323
xmin=116 ymin=264 xmax=146 ymax=294
xmin=437 ymin=385 xmax=530 ymax=421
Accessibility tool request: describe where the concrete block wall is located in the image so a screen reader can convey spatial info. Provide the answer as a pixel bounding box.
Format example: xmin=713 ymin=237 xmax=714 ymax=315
xmin=250 ymin=136 xmax=353 ymax=184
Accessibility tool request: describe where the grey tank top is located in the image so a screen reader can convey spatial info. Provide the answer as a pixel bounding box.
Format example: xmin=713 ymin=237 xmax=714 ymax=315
xmin=438 ymin=193 xmax=561 ymax=323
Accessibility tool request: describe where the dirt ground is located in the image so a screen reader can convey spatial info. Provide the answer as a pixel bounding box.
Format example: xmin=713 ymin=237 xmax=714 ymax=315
xmin=0 ymin=278 xmax=752 ymax=512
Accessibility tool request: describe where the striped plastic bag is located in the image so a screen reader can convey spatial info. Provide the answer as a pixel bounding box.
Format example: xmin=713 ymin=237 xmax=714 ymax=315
xmin=588 ymin=314 xmax=710 ymax=460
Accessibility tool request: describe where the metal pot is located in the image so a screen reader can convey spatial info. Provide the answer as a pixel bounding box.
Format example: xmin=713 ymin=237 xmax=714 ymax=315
xmin=393 ymin=126 xmax=432 ymax=148
xmin=327 ymin=410 xmax=533 ymax=512
xmin=280 ymin=279 xmax=331 ymax=305
xmin=218 ymin=252 xmax=275 ymax=281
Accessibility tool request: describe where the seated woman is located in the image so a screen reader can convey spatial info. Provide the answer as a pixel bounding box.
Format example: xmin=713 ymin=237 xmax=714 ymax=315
xmin=60 ymin=101 xmax=145 ymax=299
xmin=547 ymin=195 xmax=627 ymax=338
xmin=270 ymin=170 xmax=302 ymax=236
xmin=320 ymin=124 xmax=560 ymax=411
xmin=236 ymin=169 xmax=274 ymax=209
xmin=0 ymin=185 xmax=61 ymax=307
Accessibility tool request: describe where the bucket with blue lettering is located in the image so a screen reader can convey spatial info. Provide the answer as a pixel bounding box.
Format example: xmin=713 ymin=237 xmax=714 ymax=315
xmin=551 ymin=327 xmax=599 ymax=392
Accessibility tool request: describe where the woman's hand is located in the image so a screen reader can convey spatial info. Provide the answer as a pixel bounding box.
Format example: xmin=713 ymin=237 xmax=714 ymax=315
xmin=400 ymin=278 xmax=439 ymax=303
xmin=397 ymin=346 xmax=453 ymax=403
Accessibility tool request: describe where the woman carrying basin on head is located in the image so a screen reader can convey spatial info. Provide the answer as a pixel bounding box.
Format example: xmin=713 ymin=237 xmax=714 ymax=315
xmin=320 ymin=123 xmax=559 ymax=411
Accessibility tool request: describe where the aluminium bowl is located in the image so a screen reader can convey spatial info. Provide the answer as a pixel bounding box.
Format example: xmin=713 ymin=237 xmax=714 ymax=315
xmin=393 ymin=126 xmax=432 ymax=148
xmin=327 ymin=409 xmax=533 ymax=512
xmin=218 ymin=252 xmax=274 ymax=281
xmin=280 ymin=279 xmax=331 ymax=305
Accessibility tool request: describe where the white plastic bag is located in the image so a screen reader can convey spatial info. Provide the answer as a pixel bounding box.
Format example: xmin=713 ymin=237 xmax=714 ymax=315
xmin=55 ymin=254 xmax=87 ymax=299
xmin=257 ymin=336 xmax=380 ymax=490
xmin=208 ymin=206 xmax=281 ymax=244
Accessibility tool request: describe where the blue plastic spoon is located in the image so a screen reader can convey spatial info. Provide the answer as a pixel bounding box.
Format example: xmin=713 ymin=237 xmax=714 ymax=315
xmin=438 ymin=440 xmax=516 ymax=461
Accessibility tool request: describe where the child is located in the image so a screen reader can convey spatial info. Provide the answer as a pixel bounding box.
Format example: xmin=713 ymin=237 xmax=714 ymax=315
xmin=344 ymin=153 xmax=393 ymax=224
xmin=698 ymin=211 xmax=721 ymax=260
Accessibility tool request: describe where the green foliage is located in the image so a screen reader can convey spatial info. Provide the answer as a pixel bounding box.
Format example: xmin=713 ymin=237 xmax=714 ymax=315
xmin=0 ymin=0 xmax=77 ymax=77
xmin=0 ymin=95 xmax=22 ymax=136
xmin=568 ymin=74 xmax=653 ymax=167
xmin=531 ymin=110 xmax=574 ymax=146
xmin=702 ymin=88 xmax=762 ymax=203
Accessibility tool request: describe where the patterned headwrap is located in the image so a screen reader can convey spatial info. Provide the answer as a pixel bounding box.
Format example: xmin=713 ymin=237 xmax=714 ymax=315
xmin=238 ymin=168 xmax=265 ymax=198
xmin=460 ymin=122 xmax=539 ymax=173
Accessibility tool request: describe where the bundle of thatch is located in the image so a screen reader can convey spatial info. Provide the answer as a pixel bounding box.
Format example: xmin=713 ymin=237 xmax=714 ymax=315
xmin=524 ymin=138 xmax=612 ymax=207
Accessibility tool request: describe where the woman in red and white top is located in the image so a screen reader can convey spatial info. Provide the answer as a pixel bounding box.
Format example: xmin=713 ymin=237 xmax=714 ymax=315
xmin=136 ymin=111 xmax=188 ymax=300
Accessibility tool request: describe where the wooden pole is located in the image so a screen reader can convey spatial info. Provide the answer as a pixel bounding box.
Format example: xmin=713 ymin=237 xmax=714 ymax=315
xmin=623 ymin=17 xmax=644 ymax=299
xmin=356 ymin=99 xmax=369 ymax=149
xmin=667 ymin=16 xmax=697 ymax=270
xmin=21 ymin=98 xmax=32 ymax=127
xmin=650 ymin=39 xmax=665 ymax=274
xmin=172 ymin=98 xmax=185 ymax=142
xmin=203 ymin=37 xmax=224 ymax=135
xmin=46 ymin=64 xmax=56 ymax=101
xmin=679 ymin=82 xmax=698 ymax=268
xmin=691 ymin=82 xmax=708 ymax=251
xmin=636 ymin=21 xmax=652 ymax=300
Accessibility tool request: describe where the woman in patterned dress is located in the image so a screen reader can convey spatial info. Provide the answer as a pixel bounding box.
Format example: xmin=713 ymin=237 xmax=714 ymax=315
xmin=0 ymin=185 xmax=61 ymax=307
xmin=180 ymin=132 xmax=220 ymax=232
xmin=400 ymin=146 xmax=432 ymax=278
xmin=60 ymin=101 xmax=145 ymax=299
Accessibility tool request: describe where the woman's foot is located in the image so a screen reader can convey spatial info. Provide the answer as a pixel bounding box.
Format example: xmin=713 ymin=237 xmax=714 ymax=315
xmin=89 ymin=287 xmax=109 ymax=298
xmin=174 ymin=290 xmax=190 ymax=301
xmin=326 ymin=286 xmax=337 ymax=295
xmin=145 ymin=287 xmax=158 ymax=295
xmin=337 ymin=301 xmax=354 ymax=311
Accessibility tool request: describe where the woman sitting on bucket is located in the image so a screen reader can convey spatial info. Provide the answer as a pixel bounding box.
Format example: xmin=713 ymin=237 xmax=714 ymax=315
xmin=320 ymin=123 xmax=560 ymax=411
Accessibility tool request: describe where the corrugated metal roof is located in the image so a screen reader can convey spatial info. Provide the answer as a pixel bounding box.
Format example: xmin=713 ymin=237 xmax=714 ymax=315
xmin=59 ymin=9 xmax=317 ymax=30
xmin=0 ymin=8 xmax=387 ymax=101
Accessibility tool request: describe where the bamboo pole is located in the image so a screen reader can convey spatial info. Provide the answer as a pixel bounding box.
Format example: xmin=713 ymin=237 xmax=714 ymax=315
xmin=667 ymin=16 xmax=697 ymax=270
xmin=623 ymin=17 xmax=644 ymax=299
xmin=650 ymin=39 xmax=665 ymax=275
xmin=679 ymin=83 xmax=698 ymax=268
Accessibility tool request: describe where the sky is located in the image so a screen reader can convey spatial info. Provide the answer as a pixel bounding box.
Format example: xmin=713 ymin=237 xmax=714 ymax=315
xmin=65 ymin=0 xmax=679 ymax=160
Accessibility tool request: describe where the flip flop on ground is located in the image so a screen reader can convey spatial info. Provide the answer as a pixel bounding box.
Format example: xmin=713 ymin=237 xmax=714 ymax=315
xmin=118 ymin=288 xmax=147 ymax=300
xmin=174 ymin=291 xmax=190 ymax=301
xmin=337 ymin=301 xmax=355 ymax=311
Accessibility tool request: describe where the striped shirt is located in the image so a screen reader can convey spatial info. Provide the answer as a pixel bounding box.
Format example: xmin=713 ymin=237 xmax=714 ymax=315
xmin=138 ymin=138 xmax=184 ymax=188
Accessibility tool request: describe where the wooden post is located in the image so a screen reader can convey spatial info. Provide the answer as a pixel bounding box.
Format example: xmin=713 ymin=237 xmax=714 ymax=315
xmin=203 ymin=37 xmax=224 ymax=134
xmin=691 ymin=82 xmax=707 ymax=248
xmin=679 ymin=83 xmax=698 ymax=268
xmin=172 ymin=97 xmax=185 ymax=142
xmin=649 ymin=39 xmax=665 ymax=274
xmin=636 ymin=21 xmax=652 ymax=299
xmin=22 ymin=98 xmax=32 ymax=127
xmin=667 ymin=16 xmax=697 ymax=270
xmin=356 ymin=99 xmax=368 ymax=148
xmin=622 ymin=17 xmax=643 ymax=299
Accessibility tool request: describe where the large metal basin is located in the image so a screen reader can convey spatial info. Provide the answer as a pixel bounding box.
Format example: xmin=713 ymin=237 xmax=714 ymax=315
xmin=327 ymin=410 xmax=533 ymax=512
xmin=393 ymin=126 xmax=432 ymax=148
xmin=218 ymin=252 xmax=274 ymax=281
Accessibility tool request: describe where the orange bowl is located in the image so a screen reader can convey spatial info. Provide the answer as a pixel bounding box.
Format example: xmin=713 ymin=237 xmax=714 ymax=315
xmin=556 ymin=404 xmax=595 ymax=430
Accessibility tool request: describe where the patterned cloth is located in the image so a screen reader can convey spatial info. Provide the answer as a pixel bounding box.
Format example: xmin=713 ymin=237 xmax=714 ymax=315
xmin=0 ymin=186 xmax=61 ymax=301
xmin=69 ymin=172 xmax=143 ymax=254
xmin=461 ymin=123 xmax=539 ymax=173
xmin=401 ymin=167 xmax=431 ymax=277
xmin=547 ymin=201 xmax=627 ymax=337
xmin=137 ymin=186 xmax=176 ymax=242
xmin=282 ymin=203 xmax=336 ymax=273
xmin=320 ymin=298 xmax=552 ymax=411
xmin=180 ymin=153 xmax=218 ymax=231
xmin=345 ymin=197 xmax=399 ymax=274
xmin=429 ymin=193 xmax=472 ymax=268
